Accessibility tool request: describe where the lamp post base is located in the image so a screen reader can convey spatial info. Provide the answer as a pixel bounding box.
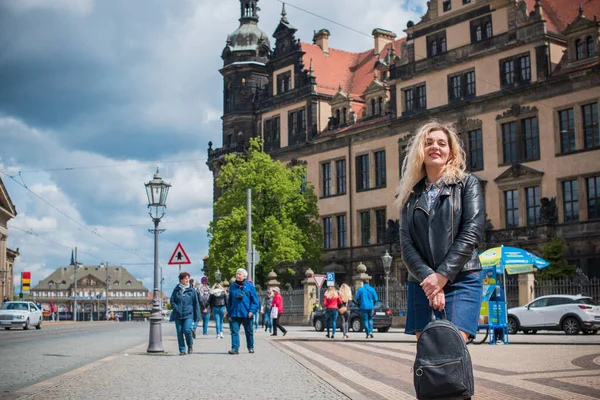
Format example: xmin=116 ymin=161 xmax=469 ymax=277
xmin=146 ymin=313 xmax=164 ymax=353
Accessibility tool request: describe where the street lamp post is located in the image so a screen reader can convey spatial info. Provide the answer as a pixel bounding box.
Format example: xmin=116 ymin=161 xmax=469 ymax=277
xmin=101 ymin=262 xmax=111 ymax=320
xmin=145 ymin=167 xmax=171 ymax=353
xmin=381 ymin=250 xmax=393 ymax=308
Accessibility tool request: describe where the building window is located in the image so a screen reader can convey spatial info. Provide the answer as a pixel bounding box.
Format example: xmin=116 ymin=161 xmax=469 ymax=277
xmin=288 ymin=108 xmax=306 ymax=144
xmin=526 ymin=186 xmax=540 ymax=226
xmin=463 ymin=0 xmax=471 ymax=3
xmin=375 ymin=209 xmax=386 ymax=244
xmin=264 ymin=116 xmax=280 ymax=151
xmin=356 ymin=154 xmax=370 ymax=191
xmin=277 ymin=71 xmax=292 ymax=94
xmin=336 ymin=159 xmax=346 ymax=195
xmin=501 ymin=117 xmax=539 ymax=164
xmin=471 ymin=15 xmax=492 ymax=43
xmin=587 ymin=36 xmax=595 ymax=57
xmin=375 ymin=150 xmax=386 ymax=188
xmin=360 ymin=211 xmax=371 ymax=245
xmin=342 ymin=107 xmax=347 ymax=124
xmin=378 ymin=97 xmax=384 ymax=115
xmin=468 ymin=129 xmax=483 ymax=171
xmin=583 ymin=103 xmax=599 ymax=149
xmin=500 ymin=53 xmax=530 ymax=87
xmin=323 ymin=217 xmax=332 ymax=249
xmin=563 ymin=180 xmax=579 ymax=222
xmin=558 ymin=109 xmax=575 ymax=153
xmin=416 ymin=85 xmax=427 ymax=109
xmin=522 ymin=117 xmax=540 ymax=161
xmin=587 ymin=176 xmax=600 ymax=220
xmin=505 ymin=189 xmax=519 ymax=228
xmin=405 ymin=84 xmax=426 ymax=113
xmin=576 ymin=39 xmax=584 ymax=60
xmin=448 ymin=70 xmax=475 ymax=102
xmin=427 ymin=32 xmax=447 ymax=57
xmin=502 ymin=121 xmax=517 ymax=164
xmin=404 ymin=89 xmax=414 ymax=112
xmin=322 ymin=162 xmax=331 ymax=197
xmin=337 ymin=215 xmax=347 ymax=248
xmin=443 ymin=0 xmax=451 ymax=12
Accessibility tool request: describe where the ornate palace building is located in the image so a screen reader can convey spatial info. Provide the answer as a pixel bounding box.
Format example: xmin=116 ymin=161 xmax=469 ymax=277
xmin=30 ymin=264 xmax=151 ymax=315
xmin=0 ymin=177 xmax=18 ymax=303
xmin=208 ymin=0 xmax=600 ymax=286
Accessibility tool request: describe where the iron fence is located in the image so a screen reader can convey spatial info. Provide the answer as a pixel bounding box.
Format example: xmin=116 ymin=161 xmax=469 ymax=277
xmin=373 ymin=284 xmax=408 ymax=314
xmin=504 ymin=276 xmax=519 ymax=308
xmin=534 ymin=277 xmax=600 ymax=304
xmin=280 ymin=288 xmax=305 ymax=316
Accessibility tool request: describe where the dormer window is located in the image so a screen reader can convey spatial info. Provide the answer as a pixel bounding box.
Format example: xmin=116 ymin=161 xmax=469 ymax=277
xmin=371 ymin=99 xmax=377 ymax=115
xmin=378 ymin=97 xmax=384 ymax=115
xmin=276 ymin=71 xmax=292 ymax=94
xmin=576 ymin=39 xmax=584 ymax=60
xmin=336 ymin=109 xmax=341 ymax=124
xmin=342 ymin=108 xmax=347 ymax=124
xmin=587 ymin=36 xmax=595 ymax=57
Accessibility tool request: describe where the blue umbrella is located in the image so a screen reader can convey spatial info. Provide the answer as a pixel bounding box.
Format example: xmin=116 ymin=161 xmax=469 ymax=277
xmin=479 ymin=246 xmax=549 ymax=275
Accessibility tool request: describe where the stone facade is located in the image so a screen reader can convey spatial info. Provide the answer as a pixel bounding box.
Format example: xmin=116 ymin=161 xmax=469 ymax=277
xmin=0 ymin=177 xmax=18 ymax=303
xmin=209 ymin=0 xmax=600 ymax=286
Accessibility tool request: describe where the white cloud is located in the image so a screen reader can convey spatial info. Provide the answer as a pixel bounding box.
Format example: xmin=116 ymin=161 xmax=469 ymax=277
xmin=4 ymin=0 xmax=94 ymax=15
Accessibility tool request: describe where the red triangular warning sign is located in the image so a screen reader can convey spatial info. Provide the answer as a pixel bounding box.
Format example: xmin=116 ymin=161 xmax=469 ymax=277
xmin=168 ymin=242 xmax=191 ymax=265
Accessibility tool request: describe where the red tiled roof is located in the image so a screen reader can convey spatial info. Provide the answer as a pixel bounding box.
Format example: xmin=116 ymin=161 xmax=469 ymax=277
xmin=301 ymin=38 xmax=405 ymax=98
xmin=523 ymin=0 xmax=600 ymax=33
xmin=317 ymin=115 xmax=389 ymax=139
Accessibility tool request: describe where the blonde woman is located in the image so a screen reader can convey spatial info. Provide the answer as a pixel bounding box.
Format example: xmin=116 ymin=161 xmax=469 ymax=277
xmin=397 ymin=121 xmax=484 ymax=345
xmin=209 ymin=283 xmax=227 ymax=339
xmin=322 ymin=286 xmax=342 ymax=339
xmin=339 ymin=283 xmax=353 ymax=339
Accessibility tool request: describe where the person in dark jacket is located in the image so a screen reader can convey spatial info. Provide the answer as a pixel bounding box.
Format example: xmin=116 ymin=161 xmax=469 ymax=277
xmin=209 ymin=283 xmax=227 ymax=339
xmin=226 ymin=268 xmax=260 ymax=354
xmin=198 ymin=276 xmax=211 ymax=336
xmin=170 ymin=272 xmax=200 ymax=355
xmin=397 ymin=121 xmax=484 ymax=345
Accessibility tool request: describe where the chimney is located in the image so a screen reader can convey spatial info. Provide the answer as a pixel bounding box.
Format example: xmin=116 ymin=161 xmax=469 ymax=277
xmin=372 ymin=28 xmax=396 ymax=55
xmin=313 ymin=29 xmax=330 ymax=54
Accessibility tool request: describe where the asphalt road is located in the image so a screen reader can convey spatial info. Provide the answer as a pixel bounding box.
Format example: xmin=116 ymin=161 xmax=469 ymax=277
xmin=0 ymin=321 xmax=167 ymax=394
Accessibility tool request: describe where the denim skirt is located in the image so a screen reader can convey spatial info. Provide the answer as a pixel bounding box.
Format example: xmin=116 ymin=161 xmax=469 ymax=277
xmin=405 ymin=270 xmax=483 ymax=338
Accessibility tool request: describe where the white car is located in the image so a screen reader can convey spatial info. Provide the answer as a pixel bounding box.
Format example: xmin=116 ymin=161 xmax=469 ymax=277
xmin=508 ymin=294 xmax=600 ymax=335
xmin=0 ymin=301 xmax=43 ymax=330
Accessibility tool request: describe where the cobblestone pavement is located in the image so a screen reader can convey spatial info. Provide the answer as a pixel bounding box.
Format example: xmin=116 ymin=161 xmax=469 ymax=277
xmin=276 ymin=337 xmax=600 ymax=399
xmin=6 ymin=323 xmax=600 ymax=399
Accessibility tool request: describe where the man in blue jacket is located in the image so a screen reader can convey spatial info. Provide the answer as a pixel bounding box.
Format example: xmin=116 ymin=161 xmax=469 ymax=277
xmin=355 ymin=279 xmax=378 ymax=339
xmin=227 ymin=267 xmax=260 ymax=354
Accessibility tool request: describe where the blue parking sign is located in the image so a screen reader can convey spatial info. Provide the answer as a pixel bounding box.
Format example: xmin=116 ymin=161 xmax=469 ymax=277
xmin=326 ymin=272 xmax=335 ymax=286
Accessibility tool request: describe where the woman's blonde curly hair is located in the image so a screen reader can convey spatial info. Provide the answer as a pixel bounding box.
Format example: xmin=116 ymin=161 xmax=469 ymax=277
xmin=396 ymin=121 xmax=466 ymax=208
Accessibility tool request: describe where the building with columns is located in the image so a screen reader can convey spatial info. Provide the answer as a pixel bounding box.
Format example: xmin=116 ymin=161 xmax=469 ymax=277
xmin=0 ymin=177 xmax=18 ymax=303
xmin=30 ymin=264 xmax=151 ymax=315
xmin=208 ymin=0 xmax=600 ymax=287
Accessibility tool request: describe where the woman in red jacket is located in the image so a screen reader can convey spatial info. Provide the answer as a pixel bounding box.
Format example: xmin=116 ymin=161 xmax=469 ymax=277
xmin=270 ymin=287 xmax=287 ymax=336
xmin=323 ymin=286 xmax=343 ymax=339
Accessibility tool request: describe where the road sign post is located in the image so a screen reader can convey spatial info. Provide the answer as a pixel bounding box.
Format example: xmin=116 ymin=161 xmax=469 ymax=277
xmin=168 ymin=242 xmax=191 ymax=273
xmin=326 ymin=272 xmax=335 ymax=287
xmin=313 ymin=274 xmax=326 ymax=307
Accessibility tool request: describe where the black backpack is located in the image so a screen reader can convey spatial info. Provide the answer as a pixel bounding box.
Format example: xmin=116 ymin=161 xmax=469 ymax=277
xmin=413 ymin=311 xmax=474 ymax=400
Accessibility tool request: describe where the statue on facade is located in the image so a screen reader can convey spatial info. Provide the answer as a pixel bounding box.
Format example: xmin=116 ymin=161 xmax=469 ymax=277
xmin=539 ymin=197 xmax=558 ymax=225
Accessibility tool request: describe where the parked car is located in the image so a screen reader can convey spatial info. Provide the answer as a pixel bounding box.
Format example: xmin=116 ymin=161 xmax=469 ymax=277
xmin=507 ymin=294 xmax=600 ymax=335
xmin=0 ymin=301 xmax=43 ymax=330
xmin=312 ymin=302 xmax=393 ymax=333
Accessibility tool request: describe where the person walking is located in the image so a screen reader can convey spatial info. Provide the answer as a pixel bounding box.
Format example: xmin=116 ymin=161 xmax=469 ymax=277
xmin=397 ymin=121 xmax=484 ymax=395
xmin=170 ymin=272 xmax=200 ymax=355
xmin=323 ymin=286 xmax=342 ymax=339
xmin=339 ymin=283 xmax=353 ymax=339
xmin=262 ymin=290 xmax=273 ymax=333
xmin=198 ymin=277 xmax=211 ymax=336
xmin=355 ymin=280 xmax=378 ymax=338
xmin=270 ymin=287 xmax=287 ymax=337
xmin=189 ymin=279 xmax=198 ymax=338
xmin=209 ymin=283 xmax=227 ymax=339
xmin=226 ymin=268 xmax=260 ymax=354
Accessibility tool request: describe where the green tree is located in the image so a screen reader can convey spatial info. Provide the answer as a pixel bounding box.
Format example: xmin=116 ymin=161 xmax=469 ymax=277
xmin=208 ymin=138 xmax=322 ymax=286
xmin=536 ymin=237 xmax=576 ymax=279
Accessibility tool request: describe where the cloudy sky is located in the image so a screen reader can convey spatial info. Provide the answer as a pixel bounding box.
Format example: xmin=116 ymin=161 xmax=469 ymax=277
xmin=0 ymin=0 xmax=425 ymax=295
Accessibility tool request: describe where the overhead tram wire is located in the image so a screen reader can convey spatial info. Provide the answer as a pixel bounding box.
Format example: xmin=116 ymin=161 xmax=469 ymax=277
xmin=0 ymin=169 xmax=152 ymax=263
xmin=10 ymin=225 xmax=104 ymax=262
xmin=276 ymin=0 xmax=562 ymax=115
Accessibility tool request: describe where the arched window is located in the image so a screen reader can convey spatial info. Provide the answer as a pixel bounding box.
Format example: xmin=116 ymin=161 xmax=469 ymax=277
xmin=335 ymin=109 xmax=341 ymax=124
xmin=371 ymin=99 xmax=377 ymax=116
xmin=576 ymin=39 xmax=584 ymax=60
xmin=476 ymin=26 xmax=482 ymax=42
xmin=48 ymin=281 xmax=54 ymax=288
xmin=431 ymin=40 xmax=437 ymax=56
xmin=126 ymin=281 xmax=132 ymax=286
xmin=378 ymin=97 xmax=384 ymax=115
xmin=486 ymin=22 xmax=492 ymax=38
xmin=587 ymin=36 xmax=595 ymax=57
xmin=342 ymin=107 xmax=347 ymax=124
xmin=440 ymin=37 xmax=447 ymax=53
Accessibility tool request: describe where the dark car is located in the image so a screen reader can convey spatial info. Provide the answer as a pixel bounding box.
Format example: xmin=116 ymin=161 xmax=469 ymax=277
xmin=312 ymin=302 xmax=393 ymax=333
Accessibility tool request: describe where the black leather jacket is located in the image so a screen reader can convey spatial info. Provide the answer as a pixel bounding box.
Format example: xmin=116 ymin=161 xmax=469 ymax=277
xmin=209 ymin=291 xmax=227 ymax=307
xmin=401 ymin=174 xmax=484 ymax=283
